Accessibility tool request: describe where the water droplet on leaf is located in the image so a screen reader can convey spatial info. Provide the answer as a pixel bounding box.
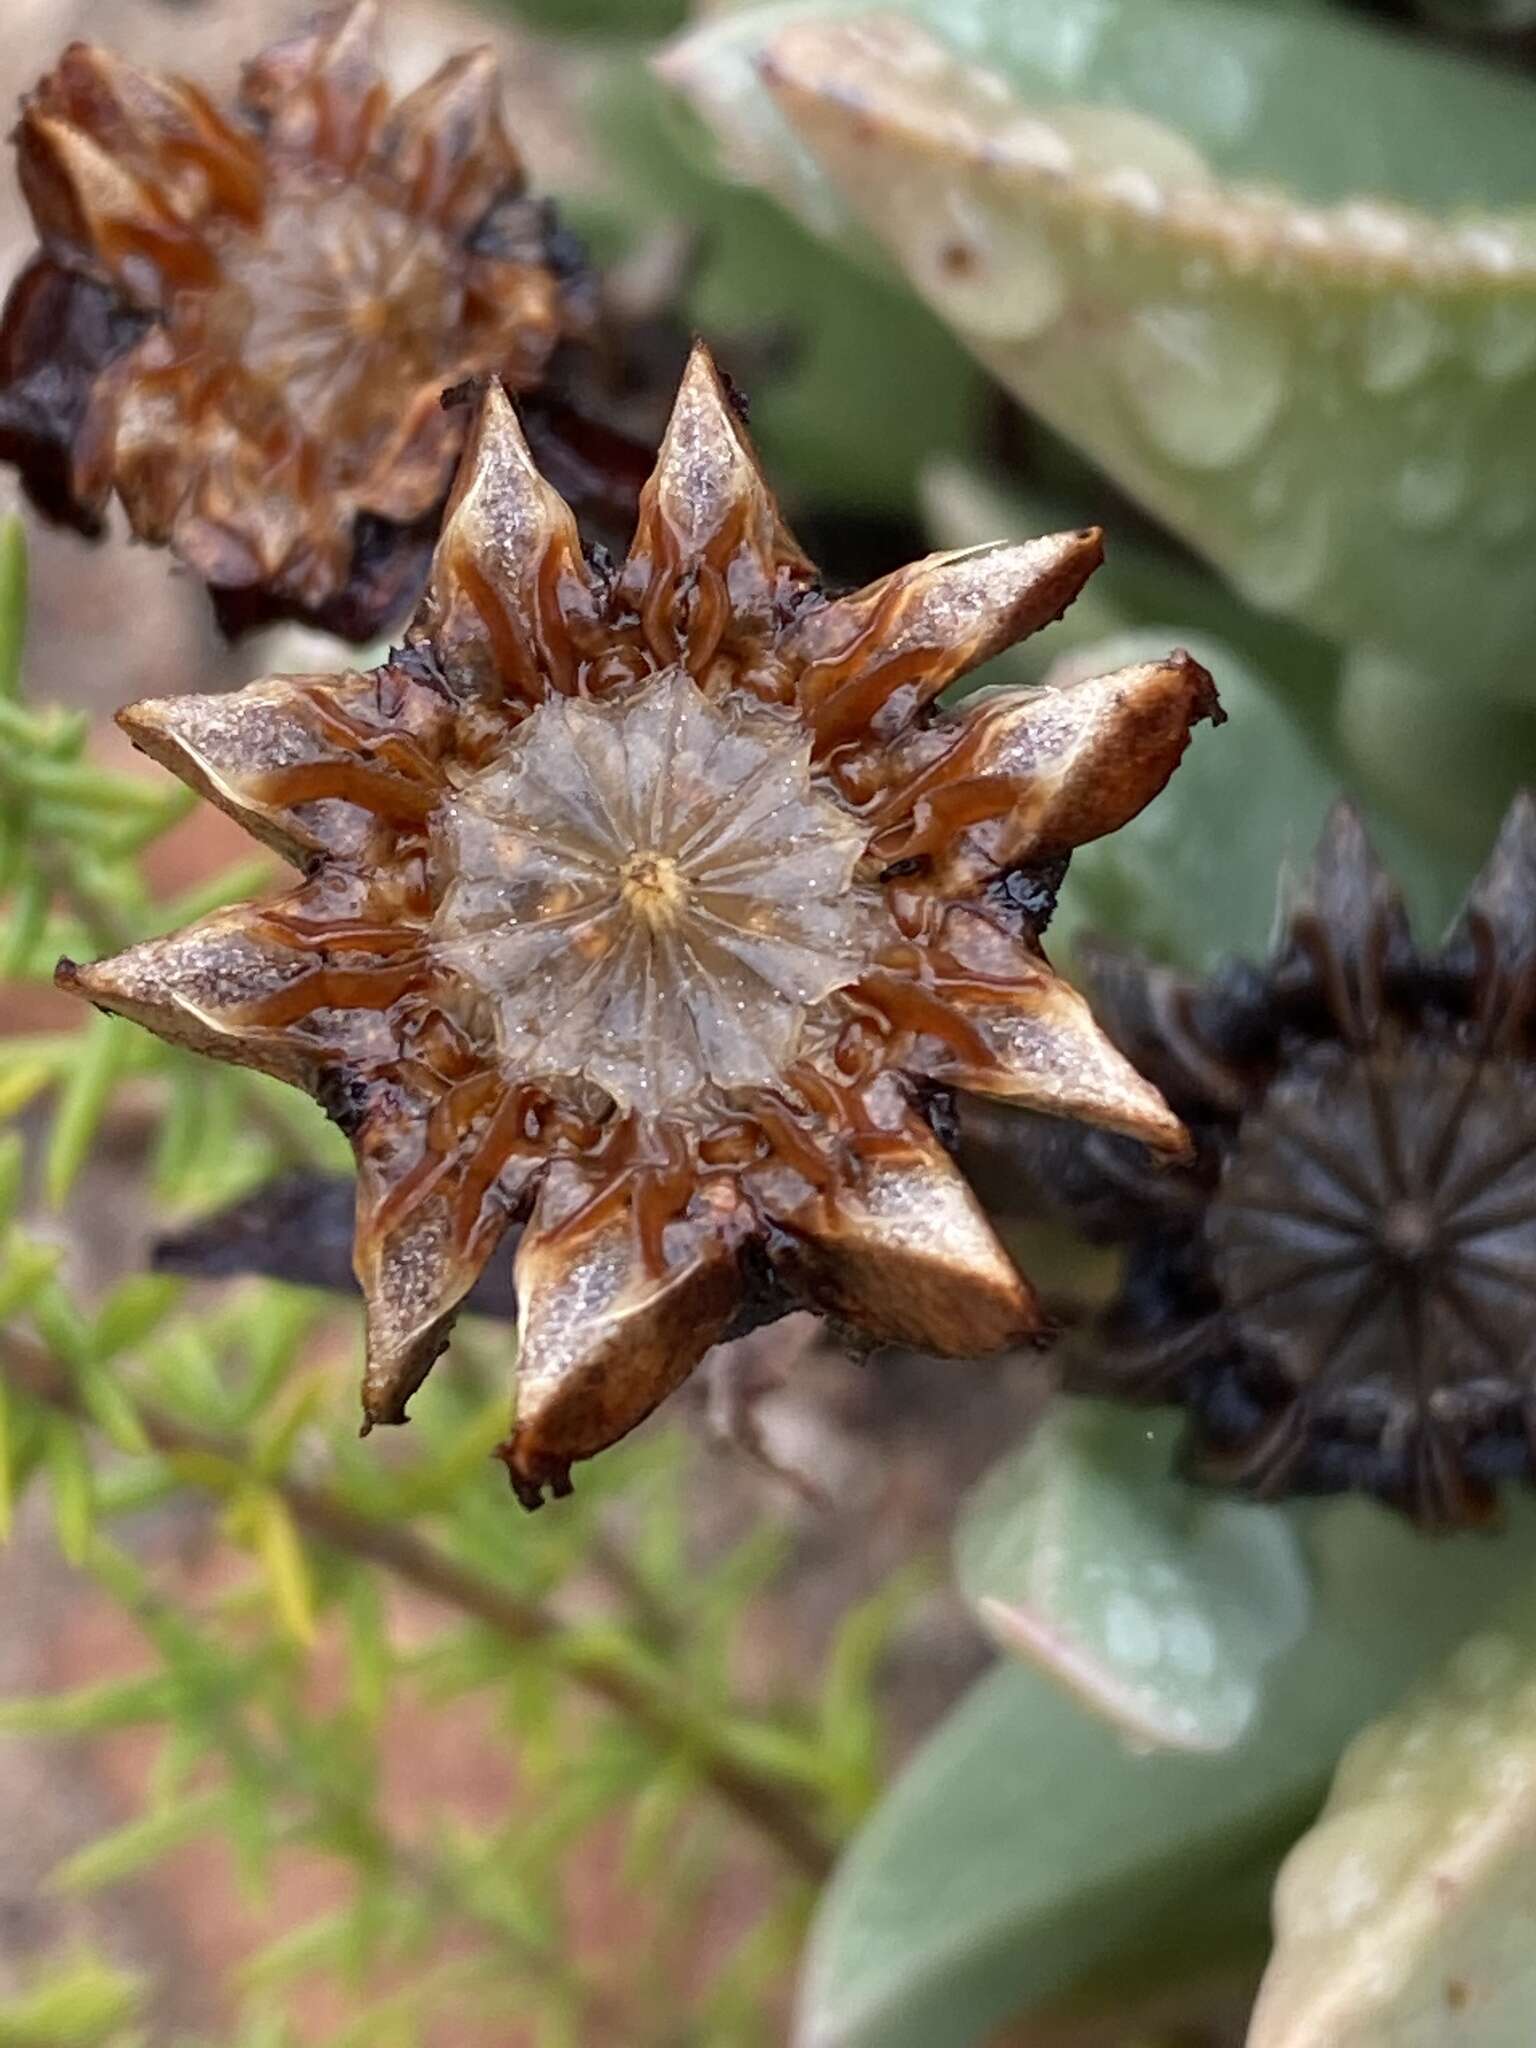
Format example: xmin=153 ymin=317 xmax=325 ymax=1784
xmin=1235 ymin=495 xmax=1331 ymax=609
xmin=1103 ymin=1590 xmax=1161 ymax=1669
xmin=1393 ymin=450 xmax=1468 ymax=532
xmin=1469 ymin=299 xmax=1536 ymax=383
xmin=1115 ymin=300 xmax=1287 ymax=469
xmin=1361 ymin=296 xmax=1442 ymax=395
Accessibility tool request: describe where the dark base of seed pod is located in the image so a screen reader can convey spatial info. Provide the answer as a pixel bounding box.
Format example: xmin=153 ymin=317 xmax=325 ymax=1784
xmin=0 ymin=257 xmax=146 ymax=535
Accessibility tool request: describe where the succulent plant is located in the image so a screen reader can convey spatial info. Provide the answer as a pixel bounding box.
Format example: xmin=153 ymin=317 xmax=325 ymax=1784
xmin=0 ymin=0 xmax=584 ymax=639
xmin=994 ymin=797 xmax=1536 ymax=1529
xmin=55 ymin=342 xmax=1215 ymax=1504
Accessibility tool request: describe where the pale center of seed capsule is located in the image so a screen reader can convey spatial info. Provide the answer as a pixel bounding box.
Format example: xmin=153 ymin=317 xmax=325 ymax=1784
xmin=209 ymin=184 xmax=462 ymax=447
xmin=430 ymin=668 xmax=876 ymax=1115
xmin=620 ymin=851 xmax=689 ymax=925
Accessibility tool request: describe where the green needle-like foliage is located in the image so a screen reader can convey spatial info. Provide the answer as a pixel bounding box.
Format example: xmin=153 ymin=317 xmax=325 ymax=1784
xmin=0 ymin=516 xmax=902 ymax=2047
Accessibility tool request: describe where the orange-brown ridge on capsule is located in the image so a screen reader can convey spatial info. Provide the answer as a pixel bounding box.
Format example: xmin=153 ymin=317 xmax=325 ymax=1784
xmin=0 ymin=0 xmax=580 ymax=639
xmin=58 ymin=341 xmax=1219 ymax=1506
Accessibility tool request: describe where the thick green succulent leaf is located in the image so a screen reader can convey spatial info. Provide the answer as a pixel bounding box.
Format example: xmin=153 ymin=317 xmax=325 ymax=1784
xmin=670 ymin=0 xmax=1536 ymax=208
xmin=797 ymin=1497 xmax=1536 ymax=2048
xmin=1250 ymin=1598 xmax=1536 ymax=2048
xmin=1337 ymin=644 xmax=1536 ymax=863
xmin=660 ymin=4 xmax=1536 ymax=696
xmin=955 ymin=1404 xmax=1310 ymax=1753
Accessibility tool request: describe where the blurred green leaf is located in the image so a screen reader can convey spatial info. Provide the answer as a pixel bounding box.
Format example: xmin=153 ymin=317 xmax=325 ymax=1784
xmin=46 ymin=1016 xmax=133 ymax=1209
xmin=0 ymin=1133 xmax=22 ymax=1228
xmin=229 ymin=1285 xmax=326 ymax=1428
xmin=0 ymin=1238 xmax=62 ymax=1322
xmin=1041 ymin=627 xmax=1466 ymax=970
xmin=0 ymin=1061 xmax=55 ymax=1123
xmin=621 ymin=1754 xmax=695 ymax=1886
xmin=52 ymin=1791 xmax=231 ymax=1895
xmin=2 ymin=870 xmax=49 ymax=979
xmin=1337 ymin=643 xmax=1536 ymax=863
xmin=920 ymin=454 xmax=1338 ymax=716
xmin=0 ymin=815 xmax=23 ymax=900
xmin=389 ymin=1394 xmax=508 ymax=1516
xmin=1251 ymin=1597 xmax=1536 ymax=2048
xmin=240 ymin=1910 xmax=358 ymax=1995
xmin=159 ymin=856 xmax=278 ymax=929
xmin=662 ymin=3 xmax=1536 ymax=698
xmin=583 ymin=57 xmax=980 ymax=512
xmin=0 ymin=517 xmax=25 ymax=703
xmin=232 ymin=1489 xmax=319 ymax=1646
xmin=500 ymin=0 xmax=686 ymax=28
xmin=43 ymin=1419 xmax=94 ymax=1568
xmin=0 ymin=1383 xmax=45 ymax=1546
xmin=90 ymin=1275 xmax=182 ymax=1362
xmin=0 ymin=1953 xmax=142 ymax=2047
xmin=10 ymin=758 xmax=180 ymax=817
xmin=816 ymin=1573 xmax=923 ymax=1817
xmin=251 ymin=1371 xmax=331 ymax=1481
xmin=956 ymin=1405 xmax=1310 ymax=1753
xmin=0 ymin=1375 xmax=14 ymax=1545
xmin=918 ymin=464 xmax=1480 ymax=946
xmin=0 ymin=699 xmax=85 ymax=756
xmin=796 ymin=1497 xmax=1536 ymax=2048
xmin=28 ymin=1282 xmax=90 ymax=1370
xmin=71 ymin=1354 xmax=149 ymax=1459
xmin=0 ymin=1673 xmax=177 ymax=1738
xmin=341 ymin=1574 xmax=390 ymax=1731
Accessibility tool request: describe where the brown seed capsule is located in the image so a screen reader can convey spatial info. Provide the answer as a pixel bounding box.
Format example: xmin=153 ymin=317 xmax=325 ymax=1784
xmin=988 ymin=798 xmax=1536 ymax=1531
xmin=0 ymin=1 xmax=581 ymax=639
xmin=58 ymin=343 xmax=1216 ymax=1505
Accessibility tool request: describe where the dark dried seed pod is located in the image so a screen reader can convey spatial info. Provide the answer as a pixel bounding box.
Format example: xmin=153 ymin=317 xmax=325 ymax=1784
xmin=0 ymin=2 xmax=590 ymax=639
xmin=984 ymin=798 xmax=1536 ymax=1531
xmin=59 ymin=343 xmax=1217 ymax=1505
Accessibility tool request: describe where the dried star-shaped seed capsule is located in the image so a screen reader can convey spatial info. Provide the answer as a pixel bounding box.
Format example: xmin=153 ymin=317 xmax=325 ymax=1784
xmin=58 ymin=343 xmax=1216 ymax=1505
xmin=984 ymin=798 xmax=1536 ymax=1530
xmin=0 ymin=1 xmax=582 ymax=639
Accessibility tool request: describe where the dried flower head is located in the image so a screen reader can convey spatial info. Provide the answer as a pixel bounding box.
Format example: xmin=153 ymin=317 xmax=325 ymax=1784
xmin=58 ymin=343 xmax=1216 ymax=1504
xmin=0 ymin=1 xmax=580 ymax=638
xmin=995 ymin=799 xmax=1536 ymax=1529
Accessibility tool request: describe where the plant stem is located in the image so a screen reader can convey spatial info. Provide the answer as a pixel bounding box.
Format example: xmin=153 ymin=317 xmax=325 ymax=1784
xmin=4 ymin=1340 xmax=836 ymax=1882
xmin=586 ymin=1525 xmax=685 ymax=1652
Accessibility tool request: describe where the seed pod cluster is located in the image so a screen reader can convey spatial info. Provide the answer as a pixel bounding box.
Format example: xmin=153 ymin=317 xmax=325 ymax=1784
xmin=0 ymin=1 xmax=582 ymax=638
xmin=989 ymin=800 xmax=1536 ymax=1529
xmin=58 ymin=341 xmax=1216 ymax=1503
